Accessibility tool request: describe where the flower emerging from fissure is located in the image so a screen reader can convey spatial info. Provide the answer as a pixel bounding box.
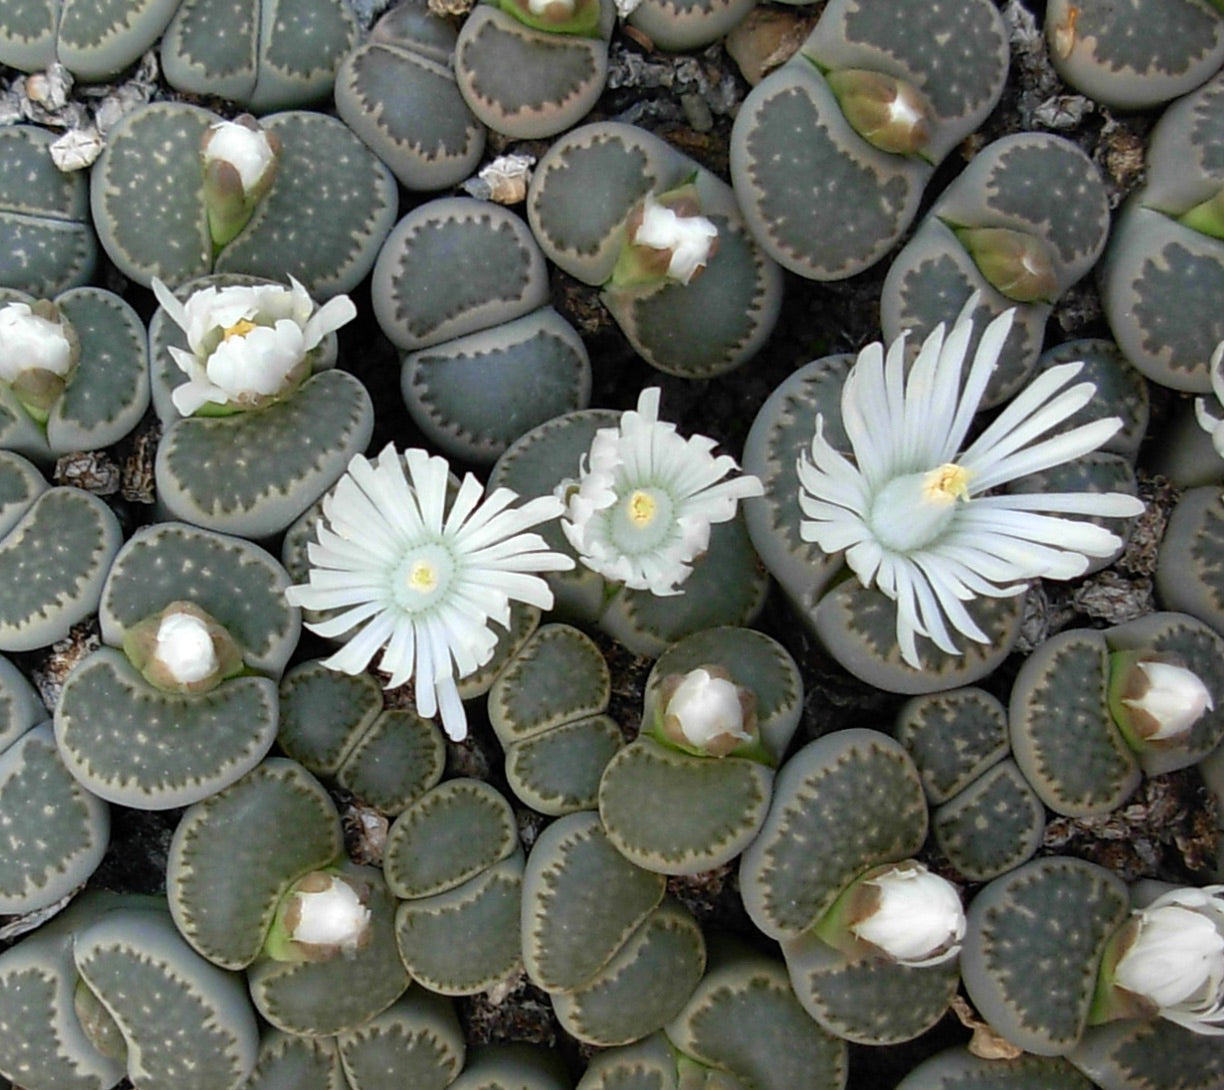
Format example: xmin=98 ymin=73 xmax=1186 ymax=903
xmin=153 ymin=276 xmax=356 ymax=417
xmin=286 ymin=445 xmax=574 ymax=741
xmin=558 ymin=387 xmax=763 ymax=596
xmin=796 ymin=303 xmax=1145 ymax=668
xmin=1194 ymin=341 xmax=1224 ymax=457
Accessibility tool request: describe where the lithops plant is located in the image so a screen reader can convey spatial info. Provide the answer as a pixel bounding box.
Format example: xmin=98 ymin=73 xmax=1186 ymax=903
xmin=881 ymin=132 xmax=1112 ymax=407
xmin=1156 ymin=486 xmax=1224 ymax=631
xmin=54 ymin=521 xmax=298 ymax=809
xmin=522 ymin=810 xmax=707 ymax=1047
xmin=454 ymin=0 xmax=617 ymax=141
xmin=92 ymin=102 xmax=397 ymax=294
xmin=148 ymin=272 xmax=373 ymax=538
xmin=598 ymin=626 xmax=802 ymax=876
xmin=743 ymin=306 xmax=1141 ymax=693
xmin=1070 ymin=1014 xmax=1224 ymax=1090
xmin=527 ymin=121 xmax=783 ymax=378
xmin=385 ymin=779 xmax=525 ymax=995
xmin=0 ymin=125 xmax=96 ymax=295
xmin=0 ymin=892 xmax=261 ymax=1090
xmin=740 ymin=730 xmax=963 ymax=1045
xmin=895 ymin=1048 xmax=1099 ymax=1090
xmin=0 ymin=0 xmax=179 ymax=80
xmin=160 ymin=0 xmax=358 ymax=110
xmin=278 ymin=659 xmax=447 ymax=816
xmin=167 ymin=758 xmax=412 ymax=1037
xmin=335 ymin=0 xmax=486 ymax=192
xmin=1008 ymin=612 xmax=1224 ymax=818
xmin=961 ymin=857 xmax=1131 ymax=1056
xmin=1045 ymin=0 xmax=1224 ymax=111
xmin=0 ymin=655 xmax=108 ymax=917
xmin=449 ymin=1045 xmax=569 ymax=1090
xmin=488 ymin=623 xmax=624 ymax=816
xmin=0 ymin=450 xmax=122 ymax=653
xmin=896 ymin=688 xmax=1044 ymax=882
xmin=490 ymin=396 xmax=768 ymax=658
xmin=626 ymin=0 xmax=756 ymax=52
xmin=372 ymin=197 xmax=591 ymax=465
xmin=729 ymin=0 xmax=1008 ymax=280
xmin=0 ymin=286 xmax=149 ymax=463
xmin=1101 ymin=73 xmax=1224 ymax=392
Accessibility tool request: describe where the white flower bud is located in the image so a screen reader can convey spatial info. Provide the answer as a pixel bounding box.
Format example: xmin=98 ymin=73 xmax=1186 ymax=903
xmin=850 ymin=862 xmax=965 ymax=967
xmin=633 ymin=197 xmax=719 ymax=285
xmin=204 ymin=119 xmax=277 ymax=196
xmin=665 ymin=667 xmax=751 ymax=753
xmin=153 ymin=611 xmax=219 ymax=685
xmin=284 ymin=872 xmax=372 ymax=956
xmin=1112 ymin=886 xmax=1224 ymax=1034
xmin=1122 ymin=660 xmax=1214 ymax=741
xmin=0 ymin=301 xmax=73 ymax=384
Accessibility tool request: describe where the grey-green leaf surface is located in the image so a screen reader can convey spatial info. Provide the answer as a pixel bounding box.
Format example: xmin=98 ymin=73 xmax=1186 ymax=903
xmin=505 ymin=714 xmax=625 ymax=816
xmin=167 ymin=758 xmax=343 ymax=970
xmin=336 ymin=708 xmax=447 ymax=816
xmin=155 ymin=368 xmax=375 ymax=538
xmin=242 ymin=1031 xmax=344 ymax=1090
xmin=56 ymin=0 xmax=181 ymax=81
xmin=739 ymin=729 xmax=927 ymax=940
xmin=627 ymin=0 xmax=757 ymax=52
xmin=0 ymin=483 xmax=122 ymax=654
xmin=55 ymin=647 xmax=279 ymax=809
xmin=895 ymin=1047 xmax=1099 ymax=1090
xmin=335 ymin=1 xmax=485 ymax=192
xmin=781 ymin=927 xmax=961 ymax=1045
xmin=1008 ymin=629 xmax=1140 ymax=817
xmin=402 ymin=306 xmax=591 ymax=464
xmin=1157 ymin=485 xmax=1224 ymax=633
xmin=0 ymin=125 xmax=95 ymax=295
xmin=384 ymin=778 xmax=518 ymax=900
xmin=336 ymin=990 xmax=465 ymax=1090
xmin=0 ymin=722 xmax=109 ymax=915
xmin=99 ymin=520 xmax=300 ymax=675
xmin=1069 ymin=1016 xmax=1224 ymax=1090
xmin=73 ymin=905 xmax=260 ymax=1090
xmin=394 ymin=851 xmax=524 ymax=995
xmin=449 ymin=1044 xmax=570 ymax=1090
xmin=488 ymin=623 xmax=610 ymax=745
xmin=521 ymin=810 xmax=665 ymax=993
xmin=895 ymin=687 xmax=1010 ymax=805
xmin=0 ymin=648 xmax=43 ymax=753
xmin=598 ymin=738 xmax=773 ymax=876
xmin=278 ymin=659 xmax=384 ymax=776
xmin=960 ymin=857 xmax=1129 ymax=1056
xmin=551 ymin=899 xmax=706 ymax=1047
xmin=933 ymin=759 xmax=1045 ymax=882
xmin=248 ymin=862 xmax=410 ymax=1037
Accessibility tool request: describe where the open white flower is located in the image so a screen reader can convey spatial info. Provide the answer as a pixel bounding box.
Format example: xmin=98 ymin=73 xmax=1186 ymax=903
xmin=796 ymin=303 xmax=1146 ymax=668
xmin=1111 ymin=886 xmax=1224 ymax=1034
xmin=1194 ymin=341 xmax=1224 ymax=456
xmin=286 ymin=444 xmax=574 ymax=741
xmin=558 ymin=387 xmax=763 ymax=596
xmin=152 ymin=276 xmax=356 ymax=417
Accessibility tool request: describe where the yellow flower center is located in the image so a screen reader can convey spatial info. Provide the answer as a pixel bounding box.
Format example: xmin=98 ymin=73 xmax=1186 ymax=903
xmin=222 ymin=318 xmax=258 ymax=341
xmin=921 ymin=463 xmax=970 ymax=505
xmin=406 ymin=558 xmax=439 ymax=594
xmin=627 ymin=489 xmax=658 ymax=527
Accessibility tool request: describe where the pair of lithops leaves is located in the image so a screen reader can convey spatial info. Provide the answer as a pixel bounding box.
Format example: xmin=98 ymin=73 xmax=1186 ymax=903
xmin=371 ymin=196 xmax=591 ymax=465
xmin=730 ymin=0 xmax=1009 ymax=282
xmin=0 ymin=0 xmax=356 ymax=108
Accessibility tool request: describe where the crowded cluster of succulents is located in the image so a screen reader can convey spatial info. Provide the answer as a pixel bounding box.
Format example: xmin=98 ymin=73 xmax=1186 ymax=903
xmin=3 ymin=0 xmax=1224 ymax=1089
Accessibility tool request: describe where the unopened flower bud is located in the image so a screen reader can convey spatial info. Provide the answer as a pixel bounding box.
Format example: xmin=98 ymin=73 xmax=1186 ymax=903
xmin=819 ymin=861 xmax=964 ymax=967
xmin=500 ymin=0 xmax=601 ymax=35
xmin=122 ymin=600 xmax=244 ymax=694
xmin=1178 ymin=185 xmax=1224 ymax=242
xmin=155 ymin=612 xmax=219 ymax=685
xmin=1094 ymin=886 xmax=1224 ymax=1035
xmin=267 ymin=870 xmax=373 ymax=963
xmin=0 ymin=299 xmax=79 ymax=423
xmin=1109 ymin=652 xmax=1214 ymax=748
xmin=954 ymin=226 xmax=1058 ymax=303
xmin=611 ymin=187 xmax=719 ymax=290
xmin=657 ymin=665 xmax=756 ymax=757
xmin=202 ymin=116 xmax=280 ymax=249
xmin=826 ymin=69 xmax=933 ymax=156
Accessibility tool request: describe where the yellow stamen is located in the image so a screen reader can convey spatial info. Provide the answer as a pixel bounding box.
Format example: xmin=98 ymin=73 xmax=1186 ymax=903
xmin=406 ymin=559 xmax=438 ymax=593
xmin=922 ymin=463 xmax=970 ymax=505
xmin=627 ymin=489 xmax=657 ymax=527
xmin=222 ymin=318 xmax=258 ymax=341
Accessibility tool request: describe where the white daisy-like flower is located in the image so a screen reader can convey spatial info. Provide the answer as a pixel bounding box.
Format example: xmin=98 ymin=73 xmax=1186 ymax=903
xmin=1194 ymin=341 xmax=1224 ymax=457
xmin=152 ymin=276 xmax=356 ymax=417
xmin=558 ymin=387 xmax=764 ymax=596
xmin=285 ymin=444 xmax=574 ymax=741
xmin=796 ymin=303 xmax=1146 ymax=668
